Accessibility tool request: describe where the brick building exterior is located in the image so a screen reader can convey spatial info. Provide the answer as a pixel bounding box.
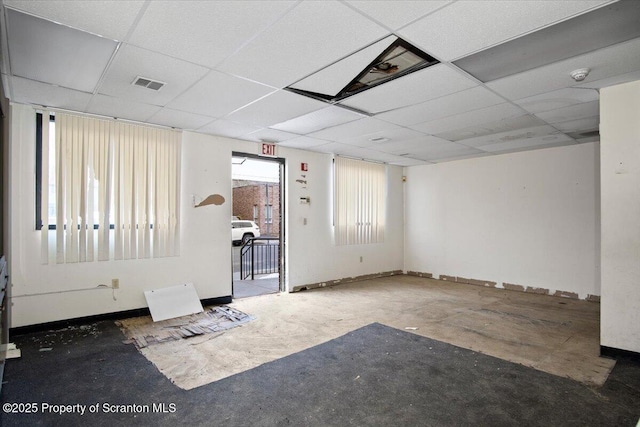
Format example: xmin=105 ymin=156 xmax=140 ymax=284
xmin=233 ymin=180 xmax=280 ymax=237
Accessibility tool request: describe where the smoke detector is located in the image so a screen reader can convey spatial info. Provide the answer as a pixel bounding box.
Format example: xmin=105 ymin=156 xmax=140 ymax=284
xmin=570 ymin=68 xmax=590 ymax=82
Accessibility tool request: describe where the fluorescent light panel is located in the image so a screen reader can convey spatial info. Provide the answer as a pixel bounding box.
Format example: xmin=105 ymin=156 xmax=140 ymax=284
xmin=6 ymin=8 xmax=118 ymax=93
xmin=453 ymin=1 xmax=640 ymax=82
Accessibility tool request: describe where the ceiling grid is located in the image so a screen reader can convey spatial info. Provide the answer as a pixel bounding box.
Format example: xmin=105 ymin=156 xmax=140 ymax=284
xmin=1 ymin=0 xmax=637 ymax=165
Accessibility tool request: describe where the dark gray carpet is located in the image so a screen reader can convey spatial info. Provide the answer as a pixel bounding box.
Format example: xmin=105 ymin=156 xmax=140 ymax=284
xmin=1 ymin=321 xmax=639 ymax=426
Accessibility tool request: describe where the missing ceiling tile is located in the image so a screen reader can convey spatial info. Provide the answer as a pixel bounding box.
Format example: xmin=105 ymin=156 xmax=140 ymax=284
xmin=286 ymin=37 xmax=439 ymax=104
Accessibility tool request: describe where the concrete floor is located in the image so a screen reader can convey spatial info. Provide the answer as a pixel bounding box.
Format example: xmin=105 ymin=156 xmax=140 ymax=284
xmin=232 ymin=273 xmax=279 ymax=298
xmin=131 ymin=275 xmax=613 ymax=390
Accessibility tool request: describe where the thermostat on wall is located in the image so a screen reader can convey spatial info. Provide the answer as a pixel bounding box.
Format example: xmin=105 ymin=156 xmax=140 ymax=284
xmin=300 ymin=197 xmax=310 ymax=204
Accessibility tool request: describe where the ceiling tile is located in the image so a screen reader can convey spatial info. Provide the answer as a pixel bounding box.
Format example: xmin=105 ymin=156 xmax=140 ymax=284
xmin=244 ymin=128 xmax=299 ymax=143
xmin=226 ymin=90 xmax=326 ymax=127
xmin=1 ymin=74 xmax=11 ymax=98
xmin=374 ymin=135 xmax=451 ymax=155
xmin=197 ymin=119 xmax=262 ymax=139
xmin=435 ymin=115 xmax=546 ymax=142
xmin=478 ymin=134 xmax=574 ymax=153
xmin=576 ymin=69 xmax=640 ymax=90
xmin=513 ymin=87 xmax=599 ymax=114
xmin=487 ymin=37 xmax=640 ymax=100
xmin=341 ymin=127 xmax=427 ymax=148
xmin=5 ymin=0 xmax=145 ymax=41
xmin=552 ymin=116 xmax=599 ymax=133
xmin=412 ymin=142 xmax=484 ymax=161
xmin=331 ymin=146 xmax=390 ymax=160
xmin=6 ymin=9 xmax=118 ymax=93
xmin=345 ymin=0 xmax=450 ymax=31
xmin=453 ymin=0 xmax=640 ymax=82
xmin=535 ymin=100 xmax=599 ymax=124
xmin=147 ymin=108 xmax=214 ymax=130
xmin=277 ymin=136 xmax=331 ymax=149
xmin=99 ymin=44 xmax=210 ymax=106
xmin=10 ymin=76 xmax=92 ymax=111
xmin=339 ymin=64 xmax=477 ymax=114
xmin=271 ymin=106 xmax=363 ymax=134
xmin=398 ymin=1 xmax=610 ymax=61
xmin=218 ymin=0 xmax=389 ymax=88
xmin=366 ymin=151 xmax=426 ymax=165
xmin=376 ymin=85 xmax=505 ymax=126
xmin=311 ymin=142 xmax=362 ymax=155
xmin=387 ymin=157 xmax=430 ymax=167
xmin=460 ymin=125 xmax=563 ymax=148
xmin=430 ymin=152 xmax=493 ymax=163
xmin=167 ymin=71 xmax=275 ymax=118
xmin=128 ymin=1 xmax=295 ymax=68
xmin=410 ymin=102 xmax=525 ymax=135
xmin=309 ymin=117 xmax=401 ymax=141
xmin=289 ymin=36 xmax=395 ymax=96
xmin=85 ymin=94 xmax=161 ymax=122
xmin=574 ymin=135 xmax=600 ymax=144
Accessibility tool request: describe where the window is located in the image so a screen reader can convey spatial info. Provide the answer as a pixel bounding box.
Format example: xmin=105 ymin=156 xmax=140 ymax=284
xmin=37 ymin=111 xmax=181 ymax=264
xmin=333 ymin=156 xmax=385 ymax=245
xmin=265 ymin=204 xmax=273 ymax=224
xmin=253 ymin=205 xmax=258 ymax=223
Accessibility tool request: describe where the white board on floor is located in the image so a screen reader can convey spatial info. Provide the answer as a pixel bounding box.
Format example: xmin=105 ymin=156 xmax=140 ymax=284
xmin=144 ymin=283 xmax=204 ymax=322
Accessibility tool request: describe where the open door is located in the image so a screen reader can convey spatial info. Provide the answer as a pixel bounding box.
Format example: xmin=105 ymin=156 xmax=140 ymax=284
xmin=231 ymin=153 xmax=285 ymax=298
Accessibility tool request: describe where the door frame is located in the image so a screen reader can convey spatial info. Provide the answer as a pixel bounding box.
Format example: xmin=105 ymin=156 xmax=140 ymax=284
xmin=231 ymin=151 xmax=286 ymax=293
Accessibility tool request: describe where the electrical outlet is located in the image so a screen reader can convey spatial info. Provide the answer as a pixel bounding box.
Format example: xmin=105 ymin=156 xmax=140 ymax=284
xmin=112 ymin=278 xmax=119 ymax=289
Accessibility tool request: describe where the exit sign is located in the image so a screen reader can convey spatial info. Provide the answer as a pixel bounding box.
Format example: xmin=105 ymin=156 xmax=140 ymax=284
xmin=261 ymin=143 xmax=276 ymax=157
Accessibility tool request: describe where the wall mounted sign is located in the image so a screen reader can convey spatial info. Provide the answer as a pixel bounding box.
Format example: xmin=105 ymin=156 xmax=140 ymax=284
xmin=261 ymin=143 xmax=276 ymax=157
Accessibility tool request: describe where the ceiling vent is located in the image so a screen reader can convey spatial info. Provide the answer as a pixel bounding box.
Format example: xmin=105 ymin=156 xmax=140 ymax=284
xmin=132 ymin=76 xmax=165 ymax=91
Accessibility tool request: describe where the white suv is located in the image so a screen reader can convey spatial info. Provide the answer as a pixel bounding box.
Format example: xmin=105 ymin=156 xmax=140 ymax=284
xmin=231 ymin=220 xmax=260 ymax=245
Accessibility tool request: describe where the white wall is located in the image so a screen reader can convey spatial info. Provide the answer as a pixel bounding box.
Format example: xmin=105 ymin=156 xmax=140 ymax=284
xmin=404 ymin=142 xmax=600 ymax=298
xmin=8 ymin=103 xmax=404 ymax=327
xmin=283 ymin=149 xmax=404 ymax=286
xmin=600 ymin=80 xmax=640 ymax=353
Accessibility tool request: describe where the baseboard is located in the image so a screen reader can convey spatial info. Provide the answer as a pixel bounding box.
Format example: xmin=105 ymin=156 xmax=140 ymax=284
xmin=407 ymin=270 xmax=600 ymax=303
xmin=292 ymin=270 xmax=403 ymax=292
xmin=600 ymin=345 xmax=640 ymax=361
xmin=9 ymin=295 xmax=232 ymax=336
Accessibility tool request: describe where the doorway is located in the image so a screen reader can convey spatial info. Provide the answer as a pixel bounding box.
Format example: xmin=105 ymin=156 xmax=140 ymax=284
xmin=231 ymin=152 xmax=285 ymax=298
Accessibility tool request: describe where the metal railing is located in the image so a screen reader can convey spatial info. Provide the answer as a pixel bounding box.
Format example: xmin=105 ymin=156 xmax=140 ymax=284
xmin=240 ymin=237 xmax=280 ymax=280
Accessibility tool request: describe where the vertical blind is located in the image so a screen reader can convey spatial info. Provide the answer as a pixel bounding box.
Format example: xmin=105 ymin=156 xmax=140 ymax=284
xmin=40 ymin=111 xmax=181 ymax=264
xmin=334 ymin=156 xmax=385 ymax=245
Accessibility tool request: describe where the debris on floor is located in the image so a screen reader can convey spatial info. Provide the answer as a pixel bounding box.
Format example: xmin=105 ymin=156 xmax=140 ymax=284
xmin=117 ymin=306 xmax=255 ymax=349
xmin=144 ymin=283 xmax=204 ymax=322
xmin=1 ymin=343 xmax=21 ymax=359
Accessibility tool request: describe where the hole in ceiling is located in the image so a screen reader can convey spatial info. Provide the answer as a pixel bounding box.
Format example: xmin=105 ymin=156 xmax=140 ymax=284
xmin=133 ymin=76 xmax=166 ymax=91
xmin=286 ymin=37 xmax=439 ymax=104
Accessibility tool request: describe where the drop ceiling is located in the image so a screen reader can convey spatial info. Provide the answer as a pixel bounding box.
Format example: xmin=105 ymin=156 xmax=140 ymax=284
xmin=1 ymin=0 xmax=639 ymax=166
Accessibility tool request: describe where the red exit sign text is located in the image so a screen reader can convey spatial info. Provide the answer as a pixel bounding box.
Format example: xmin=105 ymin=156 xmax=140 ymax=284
xmin=261 ymin=143 xmax=276 ymax=157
